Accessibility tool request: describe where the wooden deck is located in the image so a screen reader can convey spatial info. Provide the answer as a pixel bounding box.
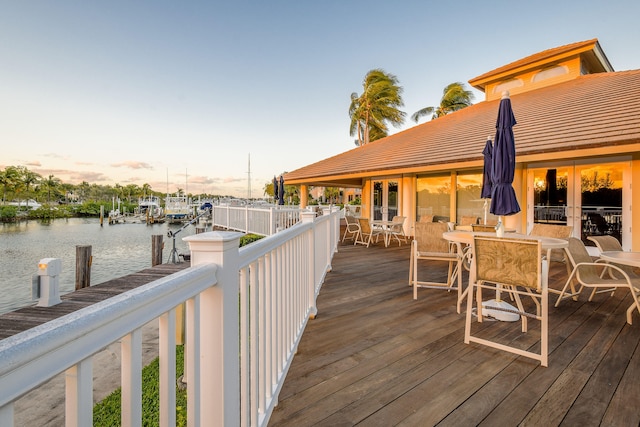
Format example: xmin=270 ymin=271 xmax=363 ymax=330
xmin=269 ymin=237 xmax=640 ymax=426
xmin=0 ymin=262 xmax=189 ymax=340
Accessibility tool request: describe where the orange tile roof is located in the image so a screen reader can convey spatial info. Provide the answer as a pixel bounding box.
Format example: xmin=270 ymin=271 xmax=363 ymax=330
xmin=285 ymin=69 xmax=640 ymax=186
xmin=468 ymin=39 xmax=609 ymax=89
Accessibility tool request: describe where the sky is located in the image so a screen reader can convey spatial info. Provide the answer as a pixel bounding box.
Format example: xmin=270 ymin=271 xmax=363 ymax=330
xmin=2 ymin=1 xmax=640 ymax=198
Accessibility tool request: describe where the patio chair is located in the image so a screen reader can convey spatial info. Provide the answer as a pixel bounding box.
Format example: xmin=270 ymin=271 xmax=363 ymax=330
xmin=464 ymin=235 xmax=549 ymax=366
xmin=460 ymin=216 xmax=479 ymax=226
xmin=354 ymin=218 xmax=382 ymax=247
xmin=587 ymin=235 xmax=640 ymax=281
xmin=388 ymin=215 xmax=408 ymax=245
xmin=555 ymin=238 xmax=640 ymax=324
xmin=410 ymin=222 xmax=462 ymax=304
xmin=529 ymin=223 xmax=573 ymax=270
xmin=471 ymin=224 xmax=496 ymax=232
xmin=342 ymin=215 xmax=360 ymax=243
xmin=419 ymin=215 xmax=434 ymax=223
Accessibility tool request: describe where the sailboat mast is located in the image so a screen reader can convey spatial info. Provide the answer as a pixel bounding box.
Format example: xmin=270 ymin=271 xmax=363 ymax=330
xmin=247 ymin=153 xmax=252 ymax=200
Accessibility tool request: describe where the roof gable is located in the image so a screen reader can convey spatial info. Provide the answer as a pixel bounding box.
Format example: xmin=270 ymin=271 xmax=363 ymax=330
xmin=469 ymin=39 xmax=614 ymax=101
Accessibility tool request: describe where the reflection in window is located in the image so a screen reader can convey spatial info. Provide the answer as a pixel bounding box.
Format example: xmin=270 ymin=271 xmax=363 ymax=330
xmin=533 ymin=167 xmax=568 ymax=224
xmin=416 ymin=175 xmax=450 ymax=222
xmin=456 ymin=172 xmax=497 ymax=225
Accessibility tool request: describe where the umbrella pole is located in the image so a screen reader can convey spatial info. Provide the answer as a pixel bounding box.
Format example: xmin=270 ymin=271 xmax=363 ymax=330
xmin=496 ymin=215 xmax=505 ymax=237
xmin=483 ymin=200 xmax=488 ymax=225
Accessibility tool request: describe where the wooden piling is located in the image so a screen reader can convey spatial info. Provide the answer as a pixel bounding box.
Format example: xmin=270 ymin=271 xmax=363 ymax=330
xmin=75 ymin=245 xmax=92 ymax=290
xmin=151 ymin=234 xmax=164 ymax=266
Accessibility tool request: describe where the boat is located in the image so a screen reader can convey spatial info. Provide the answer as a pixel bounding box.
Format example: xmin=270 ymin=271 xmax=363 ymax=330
xmin=164 ymin=194 xmax=193 ymax=223
xmin=132 ymin=196 xmax=164 ymax=223
xmin=108 ymin=198 xmax=126 ymax=224
xmin=8 ymin=199 xmax=42 ymax=210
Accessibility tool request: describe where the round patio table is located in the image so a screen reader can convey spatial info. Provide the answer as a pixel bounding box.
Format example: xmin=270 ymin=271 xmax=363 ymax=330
xmin=599 ymin=251 xmax=640 ymax=324
xmin=599 ymin=251 xmax=640 ymax=268
xmin=442 ymin=231 xmax=569 ymax=312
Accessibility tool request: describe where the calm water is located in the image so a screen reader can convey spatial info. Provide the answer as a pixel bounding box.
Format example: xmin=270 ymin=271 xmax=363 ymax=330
xmin=0 ymin=218 xmax=200 ymax=314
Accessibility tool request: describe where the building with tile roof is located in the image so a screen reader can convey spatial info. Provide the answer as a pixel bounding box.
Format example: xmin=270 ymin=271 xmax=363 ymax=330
xmin=285 ymin=39 xmax=640 ymax=250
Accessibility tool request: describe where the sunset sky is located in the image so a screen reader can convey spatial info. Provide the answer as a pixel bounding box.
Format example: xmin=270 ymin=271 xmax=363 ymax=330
xmin=2 ymin=1 xmax=639 ymax=197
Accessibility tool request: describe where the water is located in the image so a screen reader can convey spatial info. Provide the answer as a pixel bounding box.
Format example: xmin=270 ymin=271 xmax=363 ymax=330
xmin=0 ymin=218 xmax=200 ymax=314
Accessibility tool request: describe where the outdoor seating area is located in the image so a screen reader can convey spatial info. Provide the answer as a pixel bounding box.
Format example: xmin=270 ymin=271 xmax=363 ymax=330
xmin=555 ymin=237 xmax=640 ymax=325
xmin=269 ymin=237 xmax=640 ymax=425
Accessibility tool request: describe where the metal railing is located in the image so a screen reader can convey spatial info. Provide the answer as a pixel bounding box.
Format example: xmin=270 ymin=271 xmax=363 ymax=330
xmin=0 ymin=207 xmax=341 ymax=426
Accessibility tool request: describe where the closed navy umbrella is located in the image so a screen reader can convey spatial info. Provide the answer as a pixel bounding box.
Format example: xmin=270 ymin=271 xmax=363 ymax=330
xmin=273 ymin=176 xmax=279 ymax=202
xmin=481 ymin=136 xmax=493 ymax=199
xmin=278 ymin=175 xmax=285 ymax=205
xmin=490 ymin=91 xmax=520 ymax=217
xmin=480 ymin=136 xmax=493 ymax=225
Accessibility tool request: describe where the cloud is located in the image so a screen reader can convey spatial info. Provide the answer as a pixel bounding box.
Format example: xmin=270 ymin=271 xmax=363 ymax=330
xmin=25 ymin=160 xmax=42 ymax=167
xmin=111 ymin=161 xmax=154 ymax=170
xmin=189 ymin=175 xmax=218 ymax=185
xmin=223 ymin=176 xmax=244 ymax=184
xmin=42 ymin=153 xmax=68 ymax=160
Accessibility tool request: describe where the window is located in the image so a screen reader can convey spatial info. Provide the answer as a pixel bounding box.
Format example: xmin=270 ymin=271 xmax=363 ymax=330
xmin=532 ymin=65 xmax=569 ymax=82
xmin=416 ymin=175 xmax=451 ymax=222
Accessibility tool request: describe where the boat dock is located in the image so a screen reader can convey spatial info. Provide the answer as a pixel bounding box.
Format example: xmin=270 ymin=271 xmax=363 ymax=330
xmin=0 ymin=262 xmax=189 ymax=340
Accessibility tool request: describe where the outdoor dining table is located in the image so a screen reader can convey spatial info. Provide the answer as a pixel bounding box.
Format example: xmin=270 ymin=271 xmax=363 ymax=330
xmin=599 ymin=250 xmax=640 ymax=324
xmin=599 ymin=251 xmax=640 ymax=268
xmin=442 ymin=230 xmax=569 ymax=312
xmin=371 ymin=220 xmax=396 ymax=247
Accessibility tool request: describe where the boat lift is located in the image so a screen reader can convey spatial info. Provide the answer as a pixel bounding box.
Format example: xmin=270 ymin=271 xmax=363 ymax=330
xmin=166 ymin=208 xmax=211 ymax=264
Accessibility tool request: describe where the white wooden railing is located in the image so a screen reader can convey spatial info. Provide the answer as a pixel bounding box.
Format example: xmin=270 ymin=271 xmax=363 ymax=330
xmin=210 ymin=205 xmax=303 ymax=236
xmin=0 ymin=207 xmax=341 ymax=426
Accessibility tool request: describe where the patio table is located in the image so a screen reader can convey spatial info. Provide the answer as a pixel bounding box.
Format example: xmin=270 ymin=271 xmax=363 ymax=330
xmin=599 ymin=251 xmax=640 ymax=268
xmin=599 ymin=251 xmax=640 ymax=324
xmin=371 ymin=220 xmax=396 ymax=247
xmin=443 ymin=231 xmax=568 ymax=312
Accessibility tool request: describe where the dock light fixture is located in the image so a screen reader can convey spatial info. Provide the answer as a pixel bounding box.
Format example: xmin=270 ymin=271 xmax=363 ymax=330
xmin=34 ymin=258 xmax=62 ymax=307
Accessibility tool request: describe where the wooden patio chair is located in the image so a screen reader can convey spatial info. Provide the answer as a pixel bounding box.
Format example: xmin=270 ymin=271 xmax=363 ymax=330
xmin=354 ymin=218 xmax=382 ymax=247
xmin=587 ymin=235 xmax=640 ymax=280
xmin=388 ymin=215 xmax=408 ymax=245
xmin=410 ymin=222 xmax=462 ymax=304
xmin=464 ymin=235 xmax=549 ymax=366
xmin=342 ymin=215 xmax=360 ymax=243
xmin=555 ymin=238 xmax=640 ymax=324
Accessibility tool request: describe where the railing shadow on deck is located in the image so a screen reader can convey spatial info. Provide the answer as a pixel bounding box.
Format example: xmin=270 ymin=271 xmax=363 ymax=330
xmin=0 ymin=207 xmax=341 ymax=427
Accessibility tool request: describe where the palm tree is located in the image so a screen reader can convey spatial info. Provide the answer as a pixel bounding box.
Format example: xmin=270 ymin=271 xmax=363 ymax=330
xmin=21 ymin=168 xmax=42 ymax=207
xmin=41 ymin=174 xmax=62 ymax=204
xmin=411 ymin=82 xmax=475 ymax=123
xmin=1 ymin=166 xmax=21 ymax=204
xmin=349 ymin=69 xmax=406 ymax=146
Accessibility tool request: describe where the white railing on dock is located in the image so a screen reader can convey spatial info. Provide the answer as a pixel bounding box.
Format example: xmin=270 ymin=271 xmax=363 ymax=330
xmin=211 ymin=205 xmax=304 ymax=236
xmin=0 ymin=206 xmax=341 ymax=427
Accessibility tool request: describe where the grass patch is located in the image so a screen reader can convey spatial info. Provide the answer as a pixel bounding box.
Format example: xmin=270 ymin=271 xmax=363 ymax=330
xmin=93 ymin=345 xmax=187 ymax=426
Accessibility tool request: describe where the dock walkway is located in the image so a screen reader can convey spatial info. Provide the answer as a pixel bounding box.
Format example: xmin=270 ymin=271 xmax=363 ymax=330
xmin=0 ymin=262 xmax=189 ymax=340
xmin=2 ymin=262 xmax=189 ymax=427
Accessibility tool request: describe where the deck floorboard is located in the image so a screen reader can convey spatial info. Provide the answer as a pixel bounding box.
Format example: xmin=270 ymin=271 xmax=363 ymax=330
xmin=269 ymin=236 xmax=640 ymax=426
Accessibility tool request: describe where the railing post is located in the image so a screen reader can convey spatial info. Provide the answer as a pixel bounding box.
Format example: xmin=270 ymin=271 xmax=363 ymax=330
xmin=184 ymin=231 xmax=243 ymax=426
xmin=270 ymin=207 xmax=275 ymax=235
xmin=300 ymin=211 xmax=317 ymax=319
